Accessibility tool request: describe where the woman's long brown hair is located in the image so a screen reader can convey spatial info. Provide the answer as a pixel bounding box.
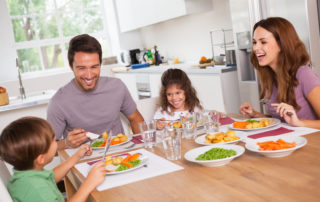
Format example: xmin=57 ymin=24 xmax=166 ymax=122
xmin=159 ymin=68 xmax=202 ymax=114
xmin=250 ymin=17 xmax=309 ymax=109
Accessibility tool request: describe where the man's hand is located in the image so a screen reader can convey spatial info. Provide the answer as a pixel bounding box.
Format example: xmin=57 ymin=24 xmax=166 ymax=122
xmin=65 ymin=128 xmax=88 ymax=148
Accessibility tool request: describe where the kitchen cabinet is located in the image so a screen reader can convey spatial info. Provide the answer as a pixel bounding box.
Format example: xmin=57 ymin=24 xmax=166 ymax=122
xmin=113 ymin=65 xmax=241 ymax=113
xmin=115 ymin=0 xmax=213 ymax=32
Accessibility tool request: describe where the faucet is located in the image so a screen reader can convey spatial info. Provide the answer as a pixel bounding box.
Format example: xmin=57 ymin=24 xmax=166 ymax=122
xmin=16 ymin=59 xmax=26 ymax=99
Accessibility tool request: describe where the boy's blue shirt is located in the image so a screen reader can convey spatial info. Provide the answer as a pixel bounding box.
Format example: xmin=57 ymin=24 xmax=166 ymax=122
xmin=8 ymin=169 xmax=64 ymax=202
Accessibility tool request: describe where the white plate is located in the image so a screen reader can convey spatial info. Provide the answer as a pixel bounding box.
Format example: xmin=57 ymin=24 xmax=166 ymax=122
xmin=105 ymin=153 xmax=148 ymax=175
xmin=195 ymin=130 xmax=246 ymax=146
xmin=245 ymin=136 xmax=307 ymax=158
xmin=184 ymin=144 xmax=245 ymax=167
xmin=91 ymin=135 xmax=132 ymax=150
xmin=229 ymin=118 xmax=281 ymax=131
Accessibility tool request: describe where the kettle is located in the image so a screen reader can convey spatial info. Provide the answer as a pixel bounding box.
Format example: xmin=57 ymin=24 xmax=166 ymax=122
xmin=119 ymin=50 xmax=130 ymax=66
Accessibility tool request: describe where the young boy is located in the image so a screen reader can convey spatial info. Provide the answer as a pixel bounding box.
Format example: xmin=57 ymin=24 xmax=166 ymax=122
xmin=0 ymin=117 xmax=106 ymax=202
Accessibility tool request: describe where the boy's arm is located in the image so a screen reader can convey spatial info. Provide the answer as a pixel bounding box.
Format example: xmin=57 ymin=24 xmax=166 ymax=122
xmin=67 ymin=162 xmax=105 ymax=202
xmin=53 ymin=144 xmax=91 ymax=182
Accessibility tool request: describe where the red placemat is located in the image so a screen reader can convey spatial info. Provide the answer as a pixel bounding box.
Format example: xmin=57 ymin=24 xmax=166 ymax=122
xmin=248 ymin=127 xmax=294 ymax=139
xmin=220 ymin=117 xmax=235 ymax=126
xmin=131 ymin=135 xmax=143 ymax=144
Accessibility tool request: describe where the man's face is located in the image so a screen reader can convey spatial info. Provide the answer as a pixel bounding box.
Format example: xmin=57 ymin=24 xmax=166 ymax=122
xmin=71 ymin=52 xmax=101 ymax=91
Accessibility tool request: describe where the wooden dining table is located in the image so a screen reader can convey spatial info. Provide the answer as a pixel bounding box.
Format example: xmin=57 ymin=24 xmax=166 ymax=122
xmin=58 ymin=125 xmax=320 ymax=202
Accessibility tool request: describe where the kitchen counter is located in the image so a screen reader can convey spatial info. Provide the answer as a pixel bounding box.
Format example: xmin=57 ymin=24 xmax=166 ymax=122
xmin=0 ymin=89 xmax=56 ymax=113
xmin=114 ymin=63 xmax=236 ymax=74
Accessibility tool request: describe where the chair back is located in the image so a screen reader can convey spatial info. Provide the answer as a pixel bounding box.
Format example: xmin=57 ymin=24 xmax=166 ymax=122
xmin=0 ymin=160 xmax=13 ymax=202
xmin=120 ymin=97 xmax=159 ymax=134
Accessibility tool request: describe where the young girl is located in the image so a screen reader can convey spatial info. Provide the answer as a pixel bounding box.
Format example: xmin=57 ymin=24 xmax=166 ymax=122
xmin=154 ymin=68 xmax=203 ymax=130
xmin=239 ymin=17 xmax=320 ymax=129
xmin=0 ymin=117 xmax=106 ymax=202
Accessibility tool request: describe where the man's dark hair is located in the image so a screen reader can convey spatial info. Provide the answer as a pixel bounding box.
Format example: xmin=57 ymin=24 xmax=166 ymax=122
xmin=68 ymin=34 xmax=102 ymax=67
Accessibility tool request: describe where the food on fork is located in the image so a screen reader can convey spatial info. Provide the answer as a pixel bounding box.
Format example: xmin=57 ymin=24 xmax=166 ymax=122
xmin=101 ymin=131 xmax=108 ymax=139
xmin=205 ymin=130 xmax=239 ymax=144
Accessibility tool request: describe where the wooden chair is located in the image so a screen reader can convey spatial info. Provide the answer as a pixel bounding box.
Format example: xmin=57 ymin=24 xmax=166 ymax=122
xmin=0 ymin=160 xmax=13 ymax=202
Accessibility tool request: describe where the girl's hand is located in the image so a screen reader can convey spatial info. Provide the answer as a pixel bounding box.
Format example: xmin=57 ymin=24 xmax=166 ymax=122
xmin=156 ymin=118 xmax=166 ymax=130
xmin=271 ymin=103 xmax=304 ymax=127
xmin=86 ymin=162 xmax=106 ymax=189
xmin=239 ymin=103 xmax=256 ymax=118
xmin=76 ymin=144 xmax=92 ymax=159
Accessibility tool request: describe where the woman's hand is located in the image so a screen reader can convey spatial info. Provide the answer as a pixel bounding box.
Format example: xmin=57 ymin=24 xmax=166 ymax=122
xmin=240 ymin=103 xmax=257 ymax=118
xmin=271 ymin=103 xmax=304 ymax=127
xmin=156 ymin=118 xmax=166 ymax=130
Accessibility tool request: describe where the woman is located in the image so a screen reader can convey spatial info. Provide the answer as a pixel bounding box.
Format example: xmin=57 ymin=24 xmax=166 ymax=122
xmin=239 ymin=17 xmax=320 ymax=129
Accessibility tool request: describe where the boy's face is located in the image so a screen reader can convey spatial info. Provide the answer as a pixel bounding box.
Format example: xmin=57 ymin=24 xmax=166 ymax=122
xmin=43 ymin=138 xmax=58 ymax=164
xmin=166 ymin=85 xmax=186 ymax=111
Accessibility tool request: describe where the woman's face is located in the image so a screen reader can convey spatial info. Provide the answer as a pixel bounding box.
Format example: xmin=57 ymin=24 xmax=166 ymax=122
xmin=252 ymin=26 xmax=281 ymax=70
xmin=166 ymin=85 xmax=186 ymax=111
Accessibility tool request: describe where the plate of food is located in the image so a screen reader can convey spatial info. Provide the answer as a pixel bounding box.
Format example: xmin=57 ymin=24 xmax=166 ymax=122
xmin=184 ymin=144 xmax=244 ymax=167
xmin=229 ymin=118 xmax=281 ymax=131
xmin=195 ymin=130 xmax=246 ymax=146
xmin=104 ymin=152 xmax=148 ymax=175
xmin=245 ymin=136 xmax=307 ymax=158
xmin=91 ymin=133 xmax=132 ymax=149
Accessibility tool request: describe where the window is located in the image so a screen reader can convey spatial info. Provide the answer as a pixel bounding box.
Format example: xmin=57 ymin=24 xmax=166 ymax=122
xmin=7 ymin=0 xmax=112 ymax=74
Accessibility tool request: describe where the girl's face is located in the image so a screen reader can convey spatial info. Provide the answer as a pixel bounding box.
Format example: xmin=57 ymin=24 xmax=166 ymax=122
xmin=166 ymin=85 xmax=186 ymax=111
xmin=252 ymin=26 xmax=281 ymax=70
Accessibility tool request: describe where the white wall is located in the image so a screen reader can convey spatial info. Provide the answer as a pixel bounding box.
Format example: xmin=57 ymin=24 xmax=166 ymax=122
xmin=0 ymin=0 xmax=17 ymax=82
xmin=139 ymin=0 xmax=232 ymax=62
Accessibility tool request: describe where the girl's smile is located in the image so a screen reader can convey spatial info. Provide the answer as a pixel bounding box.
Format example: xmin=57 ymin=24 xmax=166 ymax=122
xmin=166 ymin=85 xmax=186 ymax=112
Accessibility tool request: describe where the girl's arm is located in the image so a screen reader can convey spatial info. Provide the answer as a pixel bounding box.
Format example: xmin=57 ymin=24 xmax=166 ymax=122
xmin=53 ymin=144 xmax=91 ymax=182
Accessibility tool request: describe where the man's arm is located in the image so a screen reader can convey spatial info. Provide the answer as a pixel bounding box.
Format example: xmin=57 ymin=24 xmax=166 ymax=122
xmin=127 ymin=109 xmax=144 ymax=134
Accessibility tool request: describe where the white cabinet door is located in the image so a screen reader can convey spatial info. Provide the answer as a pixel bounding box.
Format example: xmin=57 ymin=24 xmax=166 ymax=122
xmin=114 ymin=73 xmax=139 ymax=101
xmin=116 ymin=0 xmax=186 ymax=32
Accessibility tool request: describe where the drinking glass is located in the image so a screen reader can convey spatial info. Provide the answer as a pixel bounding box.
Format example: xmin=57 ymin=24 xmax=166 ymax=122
xmin=162 ymin=128 xmax=182 ymax=160
xmin=181 ymin=113 xmax=196 ymax=139
xmin=204 ymin=111 xmax=220 ymax=134
xmin=139 ymin=120 xmax=157 ymax=148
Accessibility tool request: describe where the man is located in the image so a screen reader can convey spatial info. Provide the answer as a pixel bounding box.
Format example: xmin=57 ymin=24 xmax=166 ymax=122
xmin=47 ymin=34 xmax=144 ymax=150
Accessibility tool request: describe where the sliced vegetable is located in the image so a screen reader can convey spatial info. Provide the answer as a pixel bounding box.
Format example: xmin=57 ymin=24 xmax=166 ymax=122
xmin=128 ymin=153 xmax=140 ymax=161
xmin=257 ymin=139 xmax=296 ymax=151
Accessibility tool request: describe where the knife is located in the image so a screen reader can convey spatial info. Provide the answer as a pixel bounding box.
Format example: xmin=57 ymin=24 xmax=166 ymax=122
xmin=102 ymin=131 xmax=113 ymax=161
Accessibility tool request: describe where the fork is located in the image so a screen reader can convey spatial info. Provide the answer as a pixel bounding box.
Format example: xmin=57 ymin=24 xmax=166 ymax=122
xmin=260 ymin=98 xmax=293 ymax=116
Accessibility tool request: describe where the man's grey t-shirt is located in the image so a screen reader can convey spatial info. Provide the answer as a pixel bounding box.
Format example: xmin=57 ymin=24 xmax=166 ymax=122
xmin=47 ymin=77 xmax=137 ymax=140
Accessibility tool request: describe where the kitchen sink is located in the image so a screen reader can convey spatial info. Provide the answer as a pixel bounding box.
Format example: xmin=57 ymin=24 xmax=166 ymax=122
xmin=0 ymin=90 xmax=56 ymax=112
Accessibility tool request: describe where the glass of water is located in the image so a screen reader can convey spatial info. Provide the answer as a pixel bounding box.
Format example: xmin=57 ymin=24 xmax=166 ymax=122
xmin=181 ymin=113 xmax=196 ymax=139
xmin=139 ymin=120 xmax=157 ymax=148
xmin=162 ymin=128 xmax=182 ymax=160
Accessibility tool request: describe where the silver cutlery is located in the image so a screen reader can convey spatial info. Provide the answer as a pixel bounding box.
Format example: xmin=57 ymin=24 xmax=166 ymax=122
xmin=260 ymin=98 xmax=293 ymax=116
xmin=102 ymin=131 xmax=113 ymax=161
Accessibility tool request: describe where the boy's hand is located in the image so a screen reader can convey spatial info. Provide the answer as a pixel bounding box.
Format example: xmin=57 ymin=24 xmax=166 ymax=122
xmin=66 ymin=128 xmax=88 ymax=148
xmin=156 ymin=118 xmax=166 ymax=130
xmin=86 ymin=162 xmax=106 ymax=189
xmin=76 ymin=144 xmax=92 ymax=159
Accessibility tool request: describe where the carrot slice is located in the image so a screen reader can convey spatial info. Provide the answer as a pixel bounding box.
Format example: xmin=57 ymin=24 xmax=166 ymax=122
xmin=121 ymin=161 xmax=133 ymax=168
xmin=128 ymin=153 xmax=140 ymax=161
xmin=122 ymin=154 xmax=132 ymax=162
